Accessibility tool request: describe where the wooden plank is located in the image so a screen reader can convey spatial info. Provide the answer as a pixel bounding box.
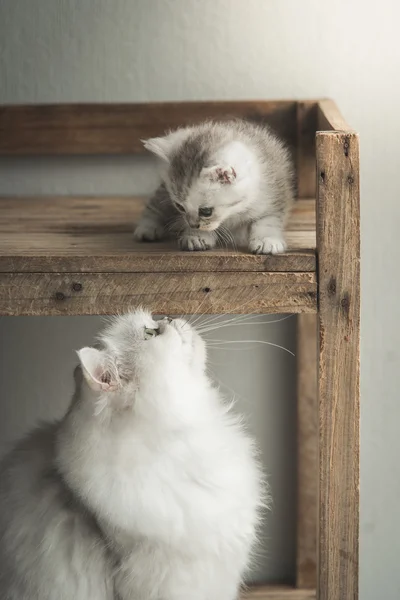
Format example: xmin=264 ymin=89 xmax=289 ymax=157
xmin=0 ymin=241 xmax=316 ymax=274
xmin=0 ymin=101 xmax=297 ymax=155
xmin=0 ymin=271 xmax=317 ymax=316
xmin=242 ymin=586 xmax=315 ymax=599
xmin=317 ymin=99 xmax=354 ymax=133
xmin=296 ymin=102 xmax=317 ymax=198
xmin=0 ymin=197 xmax=316 ymax=273
xmin=296 ymin=314 xmax=318 ymax=588
xmin=316 ymin=131 xmax=360 ymax=599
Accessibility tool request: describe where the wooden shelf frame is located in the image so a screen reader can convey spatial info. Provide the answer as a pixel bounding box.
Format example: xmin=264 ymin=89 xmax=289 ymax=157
xmin=0 ymin=99 xmax=359 ymax=600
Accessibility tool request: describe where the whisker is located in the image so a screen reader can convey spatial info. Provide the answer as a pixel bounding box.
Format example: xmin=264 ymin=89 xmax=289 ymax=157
xmin=195 ymin=311 xmax=291 ymax=334
xmin=219 ymin=224 xmax=238 ymax=252
xmin=197 ymin=314 xmax=295 ymax=334
xmin=205 ymin=339 xmax=295 ymax=356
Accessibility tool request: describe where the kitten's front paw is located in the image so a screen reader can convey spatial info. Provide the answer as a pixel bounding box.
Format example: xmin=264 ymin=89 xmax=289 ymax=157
xmin=179 ymin=233 xmax=215 ymax=251
xmin=249 ymin=237 xmax=287 ymax=255
xmin=134 ymin=220 xmax=164 ymax=242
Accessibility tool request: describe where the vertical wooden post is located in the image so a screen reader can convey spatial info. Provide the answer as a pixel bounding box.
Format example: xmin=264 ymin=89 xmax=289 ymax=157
xmin=296 ymin=314 xmax=318 ymax=589
xmin=296 ymin=101 xmax=317 ymax=199
xmin=316 ymin=131 xmax=360 ymax=600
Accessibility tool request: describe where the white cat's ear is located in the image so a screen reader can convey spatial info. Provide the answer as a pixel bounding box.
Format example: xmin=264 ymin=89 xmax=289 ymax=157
xmin=203 ymin=165 xmax=237 ymax=184
xmin=142 ymin=128 xmax=190 ymax=162
xmin=76 ymin=347 xmax=119 ymax=393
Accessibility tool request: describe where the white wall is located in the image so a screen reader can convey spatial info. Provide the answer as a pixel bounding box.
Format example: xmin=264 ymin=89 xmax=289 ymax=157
xmin=0 ymin=0 xmax=399 ymax=596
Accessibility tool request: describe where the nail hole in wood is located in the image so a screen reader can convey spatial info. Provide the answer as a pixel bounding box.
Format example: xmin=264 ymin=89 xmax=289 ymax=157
xmin=72 ymin=282 xmax=83 ymax=292
xmin=327 ymin=277 xmax=336 ymax=296
xmin=340 ymin=293 xmax=350 ymax=316
xmin=203 ymin=287 xmax=211 ymax=293
xmin=55 ymin=291 xmax=66 ymax=301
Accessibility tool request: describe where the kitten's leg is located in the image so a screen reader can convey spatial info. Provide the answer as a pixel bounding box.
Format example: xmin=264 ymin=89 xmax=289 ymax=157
xmin=248 ymin=215 xmax=287 ymax=255
xmin=179 ymin=227 xmax=217 ymax=251
xmin=134 ymin=183 xmax=172 ymax=242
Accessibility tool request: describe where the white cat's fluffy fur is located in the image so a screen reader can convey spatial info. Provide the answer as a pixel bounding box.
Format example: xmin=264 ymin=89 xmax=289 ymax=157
xmin=0 ymin=310 xmax=265 ymax=600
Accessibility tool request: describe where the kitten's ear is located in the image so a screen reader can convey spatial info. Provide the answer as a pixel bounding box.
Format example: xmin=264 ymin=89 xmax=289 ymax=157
xmin=76 ymin=347 xmax=119 ymax=393
xmin=142 ymin=128 xmax=190 ymax=162
xmin=204 ymin=141 xmax=252 ymax=183
xmin=203 ymin=165 xmax=237 ymax=184
xmin=142 ymin=137 xmax=171 ymax=162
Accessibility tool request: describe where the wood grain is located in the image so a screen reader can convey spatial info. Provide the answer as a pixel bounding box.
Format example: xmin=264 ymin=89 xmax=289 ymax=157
xmin=316 ymin=131 xmax=360 ymax=600
xmin=317 ymin=99 xmax=354 ymax=133
xmin=0 ymin=271 xmax=317 ymax=316
xmin=0 ymin=197 xmax=316 ymax=273
xmin=242 ymin=586 xmax=315 ymax=599
xmin=296 ymin=102 xmax=317 ymax=199
xmin=0 ymin=101 xmax=297 ymax=155
xmin=296 ymin=314 xmax=318 ymax=588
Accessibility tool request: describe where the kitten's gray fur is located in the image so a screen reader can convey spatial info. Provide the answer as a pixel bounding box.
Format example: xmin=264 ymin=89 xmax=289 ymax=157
xmin=135 ymin=119 xmax=295 ymax=254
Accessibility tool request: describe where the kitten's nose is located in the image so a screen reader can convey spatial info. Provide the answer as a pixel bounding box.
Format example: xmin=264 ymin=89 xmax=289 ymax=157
xmin=189 ymin=223 xmax=200 ymax=229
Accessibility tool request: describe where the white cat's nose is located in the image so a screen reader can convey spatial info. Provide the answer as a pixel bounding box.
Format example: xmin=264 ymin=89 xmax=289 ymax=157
xmin=158 ymin=316 xmax=173 ymax=323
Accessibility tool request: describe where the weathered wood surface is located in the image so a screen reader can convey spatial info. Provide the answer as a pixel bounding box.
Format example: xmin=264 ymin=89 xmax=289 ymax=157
xmin=0 ymin=101 xmax=297 ymax=155
xmin=296 ymin=314 xmax=318 ymax=589
xmin=0 ymin=271 xmax=317 ymax=316
xmin=296 ymin=102 xmax=317 ymax=199
xmin=316 ymin=131 xmax=360 ymax=600
xmin=0 ymin=197 xmax=316 ymax=273
xmin=242 ymin=586 xmax=315 ymax=599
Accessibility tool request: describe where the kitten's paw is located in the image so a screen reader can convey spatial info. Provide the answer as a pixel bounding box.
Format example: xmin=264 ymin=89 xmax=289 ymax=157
xmin=179 ymin=233 xmax=215 ymax=251
xmin=134 ymin=221 xmax=164 ymax=242
xmin=249 ymin=237 xmax=287 ymax=255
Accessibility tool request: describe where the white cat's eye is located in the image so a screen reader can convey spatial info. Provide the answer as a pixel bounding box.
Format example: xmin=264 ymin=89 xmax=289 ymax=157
xmin=144 ymin=327 xmax=160 ymax=340
xmin=175 ymin=203 xmax=185 ymax=213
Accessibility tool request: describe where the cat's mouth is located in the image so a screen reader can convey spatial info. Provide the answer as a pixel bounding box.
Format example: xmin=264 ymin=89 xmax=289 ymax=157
xmin=155 ymin=316 xmax=194 ymax=345
xmin=198 ymin=222 xmax=219 ymax=231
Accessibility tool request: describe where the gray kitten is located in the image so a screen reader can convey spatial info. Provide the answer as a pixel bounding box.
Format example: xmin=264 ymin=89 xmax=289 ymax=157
xmin=134 ymin=119 xmax=295 ymax=254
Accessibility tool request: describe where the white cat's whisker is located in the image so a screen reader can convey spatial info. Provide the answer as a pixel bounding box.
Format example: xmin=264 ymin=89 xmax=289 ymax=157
xmin=197 ymin=314 xmax=295 ymax=334
xmin=196 ymin=310 xmax=292 ymax=333
xmin=205 ymin=339 xmax=295 ymax=356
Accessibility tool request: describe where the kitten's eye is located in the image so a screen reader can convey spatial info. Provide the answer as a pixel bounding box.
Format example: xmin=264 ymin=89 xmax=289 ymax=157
xmin=175 ymin=203 xmax=185 ymax=213
xmin=199 ymin=207 xmax=213 ymax=218
xmin=144 ymin=327 xmax=160 ymax=340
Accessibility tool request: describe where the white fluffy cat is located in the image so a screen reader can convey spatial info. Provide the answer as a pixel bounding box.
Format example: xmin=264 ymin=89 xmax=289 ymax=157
xmin=0 ymin=310 xmax=265 ymax=600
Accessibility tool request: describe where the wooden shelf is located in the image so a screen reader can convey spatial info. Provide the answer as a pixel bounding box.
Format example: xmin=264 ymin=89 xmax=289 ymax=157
xmin=242 ymin=585 xmax=315 ymax=599
xmin=0 ymin=196 xmax=317 ymax=316
xmin=0 ymin=100 xmax=360 ymax=599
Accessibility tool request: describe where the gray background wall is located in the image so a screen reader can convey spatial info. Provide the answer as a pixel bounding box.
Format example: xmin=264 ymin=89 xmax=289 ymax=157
xmin=0 ymin=0 xmax=399 ymax=596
